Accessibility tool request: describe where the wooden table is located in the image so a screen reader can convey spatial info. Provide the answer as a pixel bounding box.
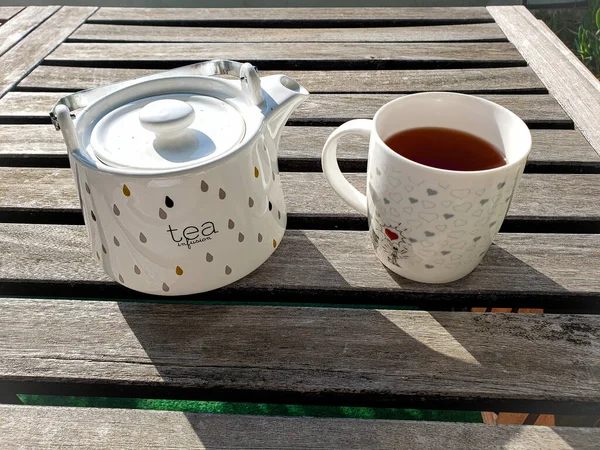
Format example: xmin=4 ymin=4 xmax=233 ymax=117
xmin=1 ymin=5 xmax=599 ymax=448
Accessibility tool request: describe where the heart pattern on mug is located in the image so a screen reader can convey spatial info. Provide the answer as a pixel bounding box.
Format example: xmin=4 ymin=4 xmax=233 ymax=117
xmin=367 ymin=165 xmax=518 ymax=280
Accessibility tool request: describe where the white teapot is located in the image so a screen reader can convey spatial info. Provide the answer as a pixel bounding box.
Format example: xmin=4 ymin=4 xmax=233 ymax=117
xmin=51 ymin=60 xmax=308 ymax=295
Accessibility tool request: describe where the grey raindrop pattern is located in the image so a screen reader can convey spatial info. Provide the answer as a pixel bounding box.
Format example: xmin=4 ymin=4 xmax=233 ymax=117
xmin=368 ymin=171 xmax=515 ymax=271
xmin=139 ymin=233 xmax=147 ymax=243
xmin=238 ymin=232 xmax=245 ymax=242
xmin=159 ymin=208 xmax=167 ymax=219
xmin=201 ymin=180 xmax=209 ymax=192
xmin=228 ymin=219 xmax=235 ymax=229
xmin=113 ymin=204 xmax=120 ymax=216
xmin=206 ymin=253 xmax=214 ymax=262
xmin=219 ymin=188 xmax=226 ymax=199
xmin=248 ymin=197 xmax=254 ymax=207
xmin=162 ymin=283 xmax=170 ymax=292
xmin=225 ymin=265 xmax=232 ymax=275
xmin=113 ymin=236 xmax=120 ymax=246
xmin=134 ymin=265 xmax=141 ymax=275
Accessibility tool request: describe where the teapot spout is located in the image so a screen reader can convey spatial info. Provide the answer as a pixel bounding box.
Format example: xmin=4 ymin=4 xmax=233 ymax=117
xmin=260 ymin=74 xmax=309 ymax=147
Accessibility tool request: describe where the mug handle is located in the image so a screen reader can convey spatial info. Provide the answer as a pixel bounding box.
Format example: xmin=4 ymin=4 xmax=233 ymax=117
xmin=321 ymin=119 xmax=372 ymax=216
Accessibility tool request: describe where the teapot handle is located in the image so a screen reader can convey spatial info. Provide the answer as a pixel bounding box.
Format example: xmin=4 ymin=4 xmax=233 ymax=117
xmin=49 ymin=60 xmax=264 ymax=132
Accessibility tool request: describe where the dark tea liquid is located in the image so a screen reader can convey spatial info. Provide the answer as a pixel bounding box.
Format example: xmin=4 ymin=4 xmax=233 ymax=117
xmin=384 ymin=127 xmax=506 ymax=171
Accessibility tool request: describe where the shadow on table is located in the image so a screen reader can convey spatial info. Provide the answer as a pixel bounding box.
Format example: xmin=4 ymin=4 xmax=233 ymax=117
xmin=116 ymin=228 xmax=578 ymax=447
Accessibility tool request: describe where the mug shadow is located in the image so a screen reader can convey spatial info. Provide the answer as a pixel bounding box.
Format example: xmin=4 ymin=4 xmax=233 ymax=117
xmin=382 ymin=242 xmax=568 ymax=296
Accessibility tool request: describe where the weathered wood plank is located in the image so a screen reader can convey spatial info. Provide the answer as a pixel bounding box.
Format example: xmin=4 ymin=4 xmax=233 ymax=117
xmin=1 ymin=406 xmax=599 ymax=450
xmin=0 ymin=224 xmax=598 ymax=303
xmin=0 ymin=168 xmax=596 ymax=223
xmin=0 ymin=6 xmax=60 ymax=57
xmin=0 ymin=299 xmax=599 ymax=413
xmin=0 ymin=92 xmax=570 ymax=127
xmin=70 ymin=23 xmax=507 ymax=43
xmin=1 ymin=126 xmax=596 ymax=172
xmin=489 ymin=6 xmax=600 ymax=157
xmin=45 ymin=42 xmax=524 ymax=67
xmin=19 ymin=66 xmax=545 ymax=94
xmin=90 ymin=7 xmax=494 ymax=25
xmin=0 ymin=7 xmax=23 ymax=23
xmin=0 ymin=7 xmax=97 ymax=98
xmin=293 ymin=93 xmax=569 ymax=126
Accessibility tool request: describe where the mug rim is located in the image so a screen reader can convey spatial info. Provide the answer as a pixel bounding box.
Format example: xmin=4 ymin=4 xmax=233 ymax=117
xmin=372 ymin=92 xmax=532 ymax=176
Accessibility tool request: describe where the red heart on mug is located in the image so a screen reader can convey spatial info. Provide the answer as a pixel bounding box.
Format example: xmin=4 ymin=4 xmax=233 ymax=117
xmin=385 ymin=228 xmax=399 ymax=240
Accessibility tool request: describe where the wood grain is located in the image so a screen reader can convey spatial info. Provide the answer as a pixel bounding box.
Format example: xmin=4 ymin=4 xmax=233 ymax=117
xmin=70 ymin=23 xmax=507 ymax=43
xmin=1 ymin=405 xmax=599 ymax=450
xmin=293 ymin=93 xmax=569 ymax=126
xmin=45 ymin=42 xmax=524 ymax=67
xmin=0 ymin=7 xmax=97 ymax=98
xmin=90 ymin=7 xmax=494 ymax=24
xmin=0 ymin=7 xmax=23 ymax=23
xmin=0 ymin=168 xmax=594 ymax=222
xmin=19 ymin=66 xmax=545 ymax=94
xmin=0 ymin=92 xmax=570 ymax=127
xmin=0 ymin=299 xmax=599 ymax=413
xmin=0 ymin=6 xmax=60 ymax=57
xmin=1 ymin=126 xmax=596 ymax=171
xmin=489 ymin=6 xmax=600 ymax=157
xmin=0 ymin=224 xmax=598 ymax=301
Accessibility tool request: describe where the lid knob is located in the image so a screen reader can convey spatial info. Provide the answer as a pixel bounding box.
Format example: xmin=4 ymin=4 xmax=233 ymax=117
xmin=139 ymin=99 xmax=195 ymax=136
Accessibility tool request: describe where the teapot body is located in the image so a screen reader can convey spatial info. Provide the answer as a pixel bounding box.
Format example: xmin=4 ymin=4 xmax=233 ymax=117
xmin=52 ymin=60 xmax=307 ymax=295
xmin=72 ymin=132 xmax=285 ymax=295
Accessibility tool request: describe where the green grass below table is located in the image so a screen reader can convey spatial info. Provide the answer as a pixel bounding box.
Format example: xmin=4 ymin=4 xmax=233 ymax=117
xmin=18 ymin=395 xmax=482 ymax=423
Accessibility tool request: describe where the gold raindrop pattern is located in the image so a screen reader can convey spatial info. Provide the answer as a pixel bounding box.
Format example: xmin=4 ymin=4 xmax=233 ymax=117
xmin=176 ymin=266 xmax=183 ymax=276
xmin=273 ymin=239 xmax=277 ymax=248
xmin=123 ymin=184 xmax=131 ymax=196
xmin=254 ymin=167 xmax=259 ymax=178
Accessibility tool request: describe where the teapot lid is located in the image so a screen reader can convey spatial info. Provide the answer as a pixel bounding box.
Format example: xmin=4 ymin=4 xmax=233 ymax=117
xmin=89 ymin=93 xmax=246 ymax=171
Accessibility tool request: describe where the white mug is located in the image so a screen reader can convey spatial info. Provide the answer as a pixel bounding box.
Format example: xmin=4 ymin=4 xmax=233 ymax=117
xmin=321 ymin=92 xmax=532 ymax=283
